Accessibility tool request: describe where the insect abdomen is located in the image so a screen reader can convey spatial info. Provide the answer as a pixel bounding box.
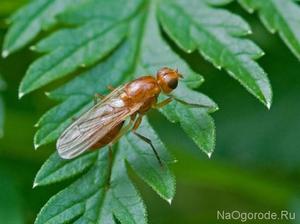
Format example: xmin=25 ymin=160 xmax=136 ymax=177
xmin=90 ymin=121 xmax=124 ymax=149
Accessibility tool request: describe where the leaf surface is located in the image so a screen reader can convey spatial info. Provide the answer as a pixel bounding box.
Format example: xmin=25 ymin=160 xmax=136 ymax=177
xmin=35 ymin=150 xmax=147 ymax=224
xmin=239 ymin=0 xmax=300 ymax=61
xmin=34 ymin=151 xmax=97 ymax=187
xmin=35 ymin=118 xmax=173 ymax=224
xmin=19 ymin=21 xmax=127 ymax=96
xmin=158 ymin=0 xmax=272 ymax=108
xmin=2 ymin=0 xmax=76 ymax=56
xmin=30 ymin=1 xmax=213 ymax=221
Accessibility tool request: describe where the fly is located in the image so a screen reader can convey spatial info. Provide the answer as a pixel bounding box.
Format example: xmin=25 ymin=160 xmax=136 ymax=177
xmin=57 ymin=67 xmax=185 ymax=166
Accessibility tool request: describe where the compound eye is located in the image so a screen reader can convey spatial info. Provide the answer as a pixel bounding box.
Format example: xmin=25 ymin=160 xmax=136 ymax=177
xmin=168 ymin=78 xmax=178 ymax=89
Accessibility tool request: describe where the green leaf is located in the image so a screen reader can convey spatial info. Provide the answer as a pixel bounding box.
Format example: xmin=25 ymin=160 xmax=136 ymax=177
xmin=34 ymin=151 xmax=97 ymax=187
xmin=2 ymin=0 xmax=76 ymax=56
xmin=158 ymin=0 xmax=272 ymax=108
xmin=19 ymin=20 xmax=127 ymax=97
xmin=176 ymin=106 xmax=215 ymax=156
xmin=33 ymin=2 xmax=206 ymax=148
xmin=160 ymin=83 xmax=217 ymax=155
xmin=35 ymin=149 xmax=145 ymax=224
xmin=57 ymin=0 xmax=144 ymax=25
xmin=33 ymin=45 xmax=129 ymax=148
xmin=238 ymin=0 xmax=300 ymax=61
xmin=34 ymin=95 xmax=92 ymax=148
xmin=30 ymin=1 xmax=207 ymax=221
xmin=4 ymin=0 xmax=263 ymax=223
xmin=35 ymin=118 xmax=174 ymax=224
xmin=121 ymin=119 xmax=176 ymax=202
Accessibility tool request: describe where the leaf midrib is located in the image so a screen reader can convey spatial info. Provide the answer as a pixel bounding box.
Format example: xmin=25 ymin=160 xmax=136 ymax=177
xmin=42 ymin=159 xmax=109 ymax=223
xmin=128 ymin=0 xmax=153 ymax=79
xmin=111 ymin=190 xmax=137 ymax=224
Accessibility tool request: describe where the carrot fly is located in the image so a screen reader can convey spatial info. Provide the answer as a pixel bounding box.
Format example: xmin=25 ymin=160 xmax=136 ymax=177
xmin=57 ymin=67 xmax=185 ymax=167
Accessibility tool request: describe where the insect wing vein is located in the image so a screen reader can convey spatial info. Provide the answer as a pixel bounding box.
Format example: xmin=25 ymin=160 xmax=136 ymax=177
xmin=57 ymin=86 xmax=141 ymax=159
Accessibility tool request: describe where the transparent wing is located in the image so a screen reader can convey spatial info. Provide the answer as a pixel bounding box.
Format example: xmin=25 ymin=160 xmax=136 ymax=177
xmin=57 ymin=85 xmax=141 ymax=159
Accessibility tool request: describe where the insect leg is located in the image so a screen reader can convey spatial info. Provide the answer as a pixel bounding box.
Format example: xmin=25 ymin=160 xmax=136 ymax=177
xmin=132 ymin=131 xmax=163 ymax=167
xmin=132 ymin=114 xmax=143 ymax=131
xmin=171 ymin=96 xmax=212 ymax=109
xmin=131 ymin=115 xmax=163 ymax=166
xmin=131 ymin=113 xmax=137 ymax=121
xmin=94 ymin=93 xmax=105 ymax=105
xmin=152 ymin=97 xmax=173 ymax=109
xmin=110 ymin=117 xmax=136 ymax=145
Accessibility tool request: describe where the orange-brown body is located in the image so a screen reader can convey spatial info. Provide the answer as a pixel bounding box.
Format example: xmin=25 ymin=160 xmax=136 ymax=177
xmin=91 ymin=122 xmax=124 ymax=149
xmin=123 ymin=76 xmax=161 ymax=114
xmin=91 ymin=76 xmax=160 ymax=149
xmin=90 ymin=68 xmax=181 ymax=149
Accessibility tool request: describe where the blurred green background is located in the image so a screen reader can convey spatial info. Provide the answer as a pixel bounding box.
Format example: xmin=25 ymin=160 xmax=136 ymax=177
xmin=0 ymin=1 xmax=300 ymax=224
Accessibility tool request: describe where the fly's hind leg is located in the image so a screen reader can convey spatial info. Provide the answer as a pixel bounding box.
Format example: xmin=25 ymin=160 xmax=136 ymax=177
xmin=132 ymin=114 xmax=142 ymax=131
xmin=106 ymin=116 xmax=137 ymax=188
xmin=109 ymin=117 xmax=136 ymax=145
xmin=133 ymin=131 xmax=163 ymax=167
xmin=152 ymin=97 xmax=173 ymax=109
xmin=132 ymin=115 xmax=163 ymax=167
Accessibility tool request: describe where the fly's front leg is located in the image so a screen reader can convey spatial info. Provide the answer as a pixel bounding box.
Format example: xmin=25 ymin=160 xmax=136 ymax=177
xmin=171 ymin=96 xmax=212 ymax=109
xmin=152 ymin=97 xmax=173 ymax=109
xmin=131 ymin=115 xmax=163 ymax=167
